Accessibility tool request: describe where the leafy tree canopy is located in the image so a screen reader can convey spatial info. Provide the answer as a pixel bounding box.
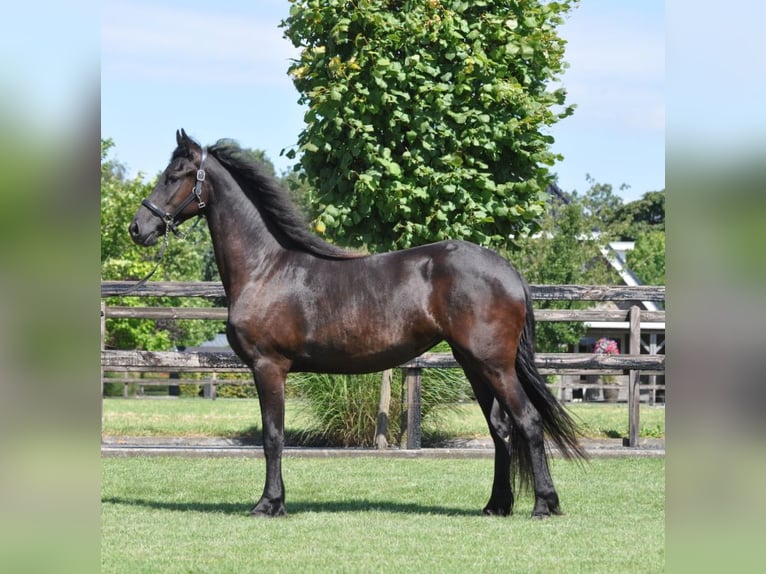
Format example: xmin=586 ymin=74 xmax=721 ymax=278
xmin=574 ymin=174 xmax=626 ymax=229
xmin=627 ymin=230 xmax=665 ymax=286
xmin=611 ymin=189 xmax=665 ymax=240
xmin=609 ymin=188 xmax=665 ymax=285
xmin=283 ymin=0 xmax=578 ymax=252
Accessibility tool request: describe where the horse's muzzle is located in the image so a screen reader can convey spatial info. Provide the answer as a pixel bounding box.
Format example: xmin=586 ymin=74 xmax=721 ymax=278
xmin=129 ymin=218 xmax=159 ymax=246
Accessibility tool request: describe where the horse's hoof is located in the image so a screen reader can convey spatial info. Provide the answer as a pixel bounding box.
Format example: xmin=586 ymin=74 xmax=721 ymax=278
xmin=531 ymin=493 xmax=562 ymax=518
xmin=482 ymin=505 xmax=512 ymax=517
xmin=249 ymin=500 xmax=287 ymax=518
xmin=531 ymin=507 xmax=563 ymax=519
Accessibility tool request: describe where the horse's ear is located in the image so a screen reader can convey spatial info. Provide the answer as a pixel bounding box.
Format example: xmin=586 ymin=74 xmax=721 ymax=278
xmin=177 ymin=128 xmax=194 ymax=148
xmin=176 ymin=128 xmax=201 ymax=156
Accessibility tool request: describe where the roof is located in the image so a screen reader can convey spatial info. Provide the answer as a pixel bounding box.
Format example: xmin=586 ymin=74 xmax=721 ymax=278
xmin=598 ymin=241 xmax=661 ymax=311
xmin=585 ymin=241 xmax=665 ymax=334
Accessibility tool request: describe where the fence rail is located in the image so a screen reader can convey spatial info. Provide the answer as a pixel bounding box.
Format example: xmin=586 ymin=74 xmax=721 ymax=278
xmin=103 ymin=305 xmax=666 ymax=324
xmin=102 ymin=281 xmax=665 ymax=301
xmin=102 ymin=349 xmax=664 ymax=374
xmin=101 ymin=282 xmax=665 ymax=448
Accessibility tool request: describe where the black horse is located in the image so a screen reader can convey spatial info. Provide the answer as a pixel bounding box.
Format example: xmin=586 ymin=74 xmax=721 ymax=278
xmin=129 ymin=130 xmax=586 ymax=518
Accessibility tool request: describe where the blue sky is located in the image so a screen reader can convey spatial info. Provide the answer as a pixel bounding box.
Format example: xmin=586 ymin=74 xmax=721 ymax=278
xmin=101 ymin=0 xmax=664 ymax=202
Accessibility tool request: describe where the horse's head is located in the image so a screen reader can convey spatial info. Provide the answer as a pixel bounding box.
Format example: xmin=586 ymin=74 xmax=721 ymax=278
xmin=129 ymin=129 xmax=210 ymax=246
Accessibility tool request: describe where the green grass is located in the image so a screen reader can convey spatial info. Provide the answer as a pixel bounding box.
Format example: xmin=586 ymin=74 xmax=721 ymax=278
xmin=102 ymin=398 xmax=665 ymax=442
xmin=102 ymin=456 xmax=664 ymax=573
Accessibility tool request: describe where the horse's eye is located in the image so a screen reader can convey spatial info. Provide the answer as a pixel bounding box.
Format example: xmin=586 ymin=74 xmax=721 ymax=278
xmin=167 ymin=174 xmax=181 ymax=184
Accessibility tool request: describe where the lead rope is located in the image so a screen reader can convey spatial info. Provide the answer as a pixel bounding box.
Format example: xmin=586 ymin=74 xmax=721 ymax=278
xmin=121 ymin=220 xmax=174 ymax=296
xmin=121 ymin=213 xmax=207 ymax=296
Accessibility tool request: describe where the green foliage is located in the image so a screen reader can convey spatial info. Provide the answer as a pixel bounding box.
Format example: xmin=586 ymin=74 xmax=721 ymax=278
xmin=214 ymin=383 xmax=258 ymax=399
xmin=513 ymin=181 xmax=619 ymax=351
xmin=177 ymin=383 xmax=259 ymax=398
xmin=101 ymin=138 xmax=221 ymax=351
xmin=289 ymin=372 xmax=395 ymax=446
xmin=578 ymin=174 xmax=626 ymax=226
xmin=612 ymin=189 xmax=665 ymax=240
xmin=282 ymin=0 xmax=577 ymax=251
xmin=174 ymin=371 xmax=258 ymax=398
xmin=289 ymin=369 xmax=468 ymax=447
xmin=102 ymin=376 xmax=136 ymax=398
xmin=281 ymin=165 xmax=318 ymax=216
xmin=627 ymin=230 xmax=665 ymax=285
xmin=178 ymin=384 xmax=202 ymax=398
xmin=610 ymin=189 xmax=665 ymax=286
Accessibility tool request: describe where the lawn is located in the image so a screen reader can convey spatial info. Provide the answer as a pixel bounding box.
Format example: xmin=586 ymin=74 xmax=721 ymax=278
xmin=102 ymin=456 xmax=664 ymax=573
xmin=102 ymin=398 xmax=665 ymax=443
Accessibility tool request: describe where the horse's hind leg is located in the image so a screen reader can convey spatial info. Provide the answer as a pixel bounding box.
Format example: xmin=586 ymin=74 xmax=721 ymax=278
xmin=496 ymin=368 xmax=562 ymax=518
xmin=458 ymin=352 xmax=561 ymax=518
xmin=455 ymin=356 xmax=514 ymax=516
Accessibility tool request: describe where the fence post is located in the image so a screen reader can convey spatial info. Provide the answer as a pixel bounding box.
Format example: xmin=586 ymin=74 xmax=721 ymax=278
xmin=375 ymin=369 xmax=392 ymax=449
xmin=100 ymin=301 xmax=105 ymax=437
xmin=203 ymin=372 xmax=217 ymax=399
xmin=405 ymin=367 xmax=422 ymax=449
xmin=628 ymin=306 xmax=641 ymax=447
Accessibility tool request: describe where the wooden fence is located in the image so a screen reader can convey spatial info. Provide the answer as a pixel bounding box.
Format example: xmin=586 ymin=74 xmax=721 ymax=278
xmin=101 ymin=281 xmax=665 ymax=448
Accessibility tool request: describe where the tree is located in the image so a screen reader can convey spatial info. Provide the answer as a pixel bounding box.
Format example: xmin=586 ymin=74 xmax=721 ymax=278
xmin=514 ymin=183 xmax=619 ymax=352
xmin=282 ymin=0 xmax=578 ymax=252
xmin=101 ymin=139 xmax=220 ymax=351
xmin=578 ymin=174 xmax=626 ymax=229
xmin=611 ymin=189 xmax=665 ymax=240
xmin=611 ymin=189 xmax=665 ymax=285
xmin=627 ymin=230 xmax=665 ymax=285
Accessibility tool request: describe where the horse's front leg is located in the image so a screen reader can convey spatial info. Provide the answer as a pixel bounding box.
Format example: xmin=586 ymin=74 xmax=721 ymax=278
xmin=249 ymin=359 xmax=288 ymax=517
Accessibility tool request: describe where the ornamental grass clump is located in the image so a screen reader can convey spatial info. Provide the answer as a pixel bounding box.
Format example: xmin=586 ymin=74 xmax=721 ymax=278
xmin=289 ymin=369 xmax=468 ymax=447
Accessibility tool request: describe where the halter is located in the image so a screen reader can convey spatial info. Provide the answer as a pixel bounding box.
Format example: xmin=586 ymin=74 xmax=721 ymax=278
xmin=123 ymin=149 xmax=208 ymax=295
xmin=141 ymin=148 xmax=208 ymax=237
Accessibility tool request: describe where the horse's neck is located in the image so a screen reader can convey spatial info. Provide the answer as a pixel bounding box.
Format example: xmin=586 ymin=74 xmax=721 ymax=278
xmin=205 ymin=167 xmax=284 ymax=301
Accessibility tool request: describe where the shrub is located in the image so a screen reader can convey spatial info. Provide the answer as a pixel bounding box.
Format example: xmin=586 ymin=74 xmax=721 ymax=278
xmin=177 ymin=373 xmax=257 ymax=398
xmin=290 ymin=368 xmax=469 ymax=447
xmin=178 ymin=384 xmax=202 ymax=398
xmin=215 ymin=383 xmax=257 ymax=399
xmin=103 ymin=381 xmax=129 ymax=397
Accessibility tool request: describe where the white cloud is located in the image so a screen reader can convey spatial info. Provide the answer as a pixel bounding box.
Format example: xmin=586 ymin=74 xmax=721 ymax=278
xmin=102 ymin=1 xmax=299 ymax=87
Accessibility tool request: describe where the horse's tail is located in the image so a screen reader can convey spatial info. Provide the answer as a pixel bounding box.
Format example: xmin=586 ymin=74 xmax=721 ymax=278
xmin=510 ymin=281 xmax=589 ymax=489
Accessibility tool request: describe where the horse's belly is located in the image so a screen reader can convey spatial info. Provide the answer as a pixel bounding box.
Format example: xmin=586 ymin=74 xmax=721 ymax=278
xmin=291 ymin=336 xmax=440 ymax=374
xmin=289 ymin=300 xmax=442 ymax=373
xmin=291 ymin=354 xmax=415 ymax=374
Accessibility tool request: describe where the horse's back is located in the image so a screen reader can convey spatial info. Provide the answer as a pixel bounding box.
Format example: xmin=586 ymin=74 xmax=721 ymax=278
xmin=335 ymin=239 xmax=528 ymax=318
xmin=422 ymin=240 xmax=528 ymax=302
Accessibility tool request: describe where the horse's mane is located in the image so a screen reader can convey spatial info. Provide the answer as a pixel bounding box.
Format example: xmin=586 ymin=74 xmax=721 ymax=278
xmin=205 ymin=140 xmax=360 ymax=260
